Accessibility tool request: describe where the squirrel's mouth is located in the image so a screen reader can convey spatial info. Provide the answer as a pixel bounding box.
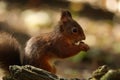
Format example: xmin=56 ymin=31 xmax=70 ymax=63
xmin=73 ymin=40 xmax=89 ymax=51
xmin=74 ymin=40 xmax=84 ymax=46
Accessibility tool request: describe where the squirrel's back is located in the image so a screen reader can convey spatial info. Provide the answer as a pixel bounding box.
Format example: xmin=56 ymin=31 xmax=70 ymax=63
xmin=0 ymin=32 xmax=21 ymax=71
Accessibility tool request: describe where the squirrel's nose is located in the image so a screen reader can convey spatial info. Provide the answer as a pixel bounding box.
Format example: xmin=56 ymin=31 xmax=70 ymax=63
xmin=81 ymin=34 xmax=86 ymax=40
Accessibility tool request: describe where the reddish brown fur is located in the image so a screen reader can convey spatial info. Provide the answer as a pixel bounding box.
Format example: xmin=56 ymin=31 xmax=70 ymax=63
xmin=24 ymin=10 xmax=89 ymax=73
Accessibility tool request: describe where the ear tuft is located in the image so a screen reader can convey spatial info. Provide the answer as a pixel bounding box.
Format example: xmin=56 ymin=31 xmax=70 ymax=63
xmin=61 ymin=10 xmax=72 ymax=18
xmin=60 ymin=10 xmax=72 ymax=22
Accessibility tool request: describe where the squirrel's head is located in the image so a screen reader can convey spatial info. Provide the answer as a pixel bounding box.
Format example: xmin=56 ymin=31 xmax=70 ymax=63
xmin=59 ymin=10 xmax=86 ymax=46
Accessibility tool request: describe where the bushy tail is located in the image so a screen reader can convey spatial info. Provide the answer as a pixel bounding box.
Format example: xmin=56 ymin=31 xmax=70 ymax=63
xmin=0 ymin=32 xmax=21 ymax=71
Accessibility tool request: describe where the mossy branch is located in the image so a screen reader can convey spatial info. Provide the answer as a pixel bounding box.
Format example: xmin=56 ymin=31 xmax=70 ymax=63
xmin=3 ymin=65 xmax=120 ymax=80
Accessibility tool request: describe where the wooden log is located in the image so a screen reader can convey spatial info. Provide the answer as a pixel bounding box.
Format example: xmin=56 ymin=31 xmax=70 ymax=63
xmin=4 ymin=65 xmax=120 ymax=80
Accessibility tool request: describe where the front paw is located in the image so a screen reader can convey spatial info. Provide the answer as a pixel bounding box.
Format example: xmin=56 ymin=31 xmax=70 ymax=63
xmin=79 ymin=42 xmax=89 ymax=51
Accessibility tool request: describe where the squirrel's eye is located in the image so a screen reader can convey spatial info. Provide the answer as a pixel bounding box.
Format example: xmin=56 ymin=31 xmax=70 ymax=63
xmin=72 ymin=27 xmax=78 ymax=33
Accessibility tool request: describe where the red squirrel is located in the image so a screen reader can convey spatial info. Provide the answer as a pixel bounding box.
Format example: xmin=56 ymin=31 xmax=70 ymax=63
xmin=0 ymin=10 xmax=89 ymax=74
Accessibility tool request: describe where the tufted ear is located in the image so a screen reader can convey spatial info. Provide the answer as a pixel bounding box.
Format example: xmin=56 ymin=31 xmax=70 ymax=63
xmin=60 ymin=10 xmax=72 ymax=22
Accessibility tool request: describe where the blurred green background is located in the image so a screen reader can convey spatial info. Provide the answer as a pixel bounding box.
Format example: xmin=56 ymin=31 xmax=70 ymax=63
xmin=0 ymin=0 xmax=120 ymax=79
